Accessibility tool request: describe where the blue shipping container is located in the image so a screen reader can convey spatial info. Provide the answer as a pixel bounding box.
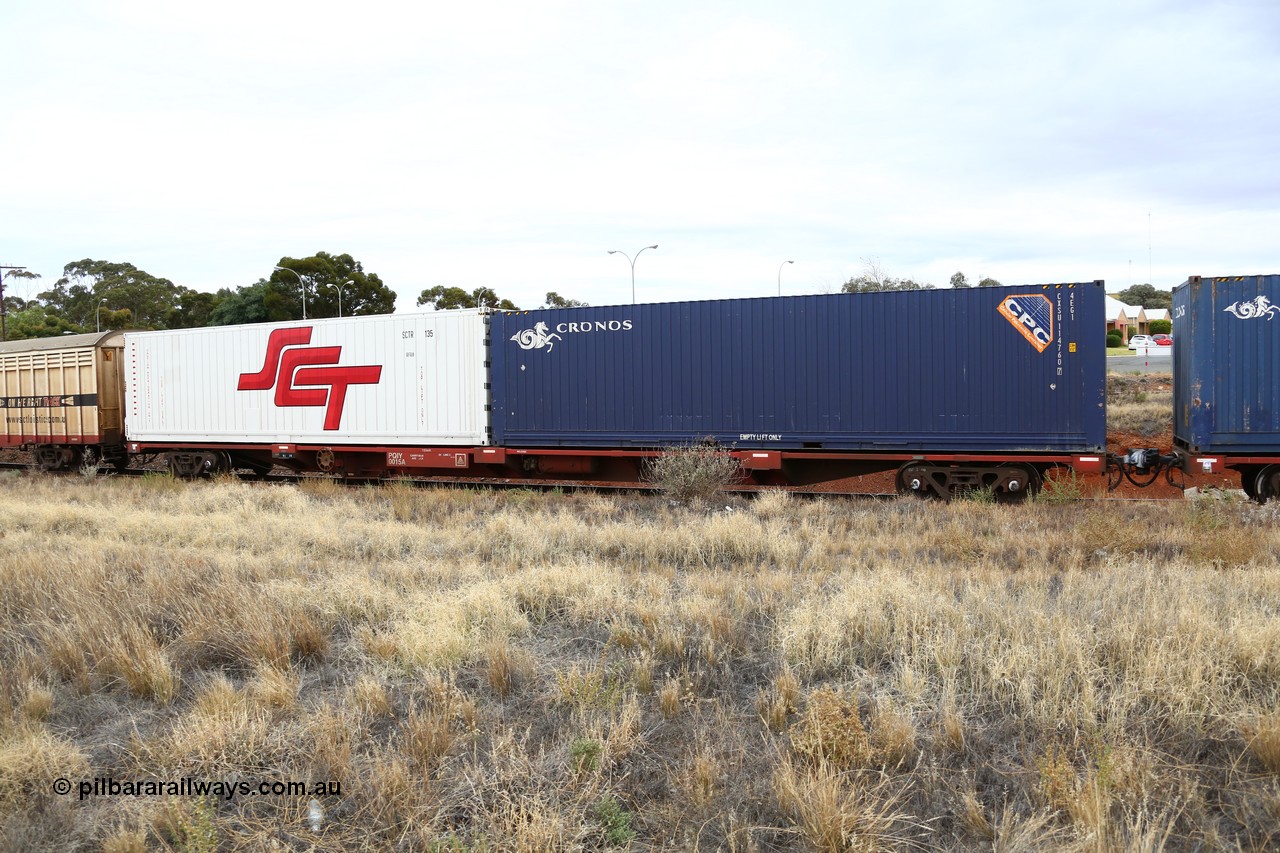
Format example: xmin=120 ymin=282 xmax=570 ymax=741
xmin=1174 ymin=274 xmax=1280 ymax=453
xmin=490 ymin=284 xmax=1106 ymax=453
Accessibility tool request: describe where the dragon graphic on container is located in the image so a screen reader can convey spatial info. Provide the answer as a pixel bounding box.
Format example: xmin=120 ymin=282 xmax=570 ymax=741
xmin=1223 ymin=295 xmax=1280 ymax=320
xmin=510 ymin=322 xmax=562 ymax=352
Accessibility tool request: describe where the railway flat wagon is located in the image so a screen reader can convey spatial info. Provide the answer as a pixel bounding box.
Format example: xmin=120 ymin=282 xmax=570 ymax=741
xmin=1173 ymin=273 xmax=1280 ymax=501
xmin=0 ymin=331 xmax=128 ymax=470
xmin=124 ymin=311 xmax=490 ymax=477
xmin=490 ymin=283 xmax=1107 ymax=497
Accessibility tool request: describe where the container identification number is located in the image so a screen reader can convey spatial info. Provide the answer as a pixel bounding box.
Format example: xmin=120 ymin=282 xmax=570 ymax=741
xmin=404 ymin=328 xmax=431 ymax=357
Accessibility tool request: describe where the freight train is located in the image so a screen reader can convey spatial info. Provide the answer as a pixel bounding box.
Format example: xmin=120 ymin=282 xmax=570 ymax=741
xmin=1 ymin=277 xmax=1274 ymax=502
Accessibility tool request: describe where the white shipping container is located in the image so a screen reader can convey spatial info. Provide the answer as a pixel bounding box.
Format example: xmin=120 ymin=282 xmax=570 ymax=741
xmin=125 ymin=311 xmax=490 ymax=446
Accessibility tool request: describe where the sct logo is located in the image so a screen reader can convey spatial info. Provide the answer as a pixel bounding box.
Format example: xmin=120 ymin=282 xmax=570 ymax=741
xmin=238 ymin=328 xmax=382 ymax=430
xmin=997 ymin=295 xmax=1054 ymax=352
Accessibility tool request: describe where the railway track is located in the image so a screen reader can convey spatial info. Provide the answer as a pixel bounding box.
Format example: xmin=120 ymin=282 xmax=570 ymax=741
xmin=0 ymin=457 xmax=1200 ymax=502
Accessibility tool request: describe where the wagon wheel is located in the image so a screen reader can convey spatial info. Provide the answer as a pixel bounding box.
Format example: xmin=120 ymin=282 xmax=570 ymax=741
xmin=210 ymin=451 xmax=233 ymax=476
xmin=895 ymin=463 xmax=940 ymax=499
xmin=1241 ymin=466 xmax=1260 ymax=502
xmin=993 ymin=463 xmax=1041 ymax=503
xmin=316 ymin=448 xmax=336 ymax=473
xmin=1253 ymin=465 xmax=1280 ymax=505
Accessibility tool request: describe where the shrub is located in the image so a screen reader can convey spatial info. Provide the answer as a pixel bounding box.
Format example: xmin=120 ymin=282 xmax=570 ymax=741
xmin=592 ymin=794 xmax=637 ymax=846
xmin=957 ymin=485 xmax=997 ymax=504
xmin=153 ymin=798 xmax=217 ymax=853
xmin=570 ymin=738 xmax=602 ymax=773
xmin=790 ymin=686 xmax=875 ymax=769
xmin=1106 ymin=332 xmax=1123 ymax=348
xmin=642 ymin=442 xmax=742 ymax=503
xmin=1039 ymin=469 xmax=1087 ymax=504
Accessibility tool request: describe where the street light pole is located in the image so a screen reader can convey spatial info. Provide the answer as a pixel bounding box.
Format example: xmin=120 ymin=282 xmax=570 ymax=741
xmin=274 ymin=266 xmax=307 ymax=320
xmin=777 ymin=260 xmax=794 ymax=296
xmin=607 ymin=244 xmax=658 ymax=304
xmin=331 ymin=280 xmax=354 ymax=317
xmin=97 ymin=298 xmax=108 ymax=333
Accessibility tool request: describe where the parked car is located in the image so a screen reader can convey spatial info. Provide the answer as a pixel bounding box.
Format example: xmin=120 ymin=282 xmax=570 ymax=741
xmin=1153 ymin=334 xmax=1172 ymax=346
xmin=1128 ymin=334 xmax=1153 ymax=350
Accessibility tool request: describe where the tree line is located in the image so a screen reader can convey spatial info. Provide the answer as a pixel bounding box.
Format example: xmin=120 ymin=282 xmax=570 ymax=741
xmin=1109 ymin=283 xmax=1172 ymax=310
xmin=6 ymin=252 xmax=1165 ymax=342
xmin=1 ymin=253 xmax=398 ymax=341
xmin=841 ymin=263 xmax=1174 ymax=310
xmin=0 ymin=253 xmax=590 ymax=341
xmin=838 ymin=261 xmax=1003 ymax=294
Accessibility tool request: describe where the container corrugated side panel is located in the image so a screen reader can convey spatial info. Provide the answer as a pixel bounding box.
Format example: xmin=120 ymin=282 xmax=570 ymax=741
xmin=492 ymin=285 xmax=1105 ymax=451
xmin=1174 ymin=274 xmax=1280 ymax=453
xmin=1 ymin=343 xmax=102 ymax=445
xmin=126 ymin=311 xmax=489 ymax=445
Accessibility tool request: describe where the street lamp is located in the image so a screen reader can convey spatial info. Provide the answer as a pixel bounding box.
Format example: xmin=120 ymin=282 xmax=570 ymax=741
xmin=330 ymin=280 xmax=354 ymax=317
xmin=607 ymin=244 xmax=658 ymax=304
xmin=274 ymin=266 xmax=307 ymax=320
xmin=777 ymin=260 xmax=794 ymax=296
xmin=97 ymin=298 xmax=108 ymax=333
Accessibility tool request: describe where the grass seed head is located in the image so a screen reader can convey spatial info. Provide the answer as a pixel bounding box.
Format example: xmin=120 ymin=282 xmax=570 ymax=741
xmin=659 ymin=678 xmax=682 ymax=719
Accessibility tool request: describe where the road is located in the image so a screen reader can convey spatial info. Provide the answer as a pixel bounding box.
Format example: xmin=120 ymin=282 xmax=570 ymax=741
xmin=1107 ymin=350 xmax=1172 ymax=374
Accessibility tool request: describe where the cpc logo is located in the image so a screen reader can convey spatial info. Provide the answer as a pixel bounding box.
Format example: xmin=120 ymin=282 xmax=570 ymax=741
xmin=238 ymin=328 xmax=382 ymax=430
xmin=997 ymin=295 xmax=1054 ymax=352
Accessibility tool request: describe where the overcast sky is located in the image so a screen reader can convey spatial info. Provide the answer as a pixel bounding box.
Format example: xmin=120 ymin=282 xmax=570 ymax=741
xmin=3 ymin=0 xmax=1278 ymax=311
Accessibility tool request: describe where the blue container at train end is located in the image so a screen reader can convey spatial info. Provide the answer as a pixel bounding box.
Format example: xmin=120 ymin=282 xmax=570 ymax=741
xmin=490 ymin=284 xmax=1107 ymax=452
xmin=1174 ymin=274 xmax=1280 ymax=453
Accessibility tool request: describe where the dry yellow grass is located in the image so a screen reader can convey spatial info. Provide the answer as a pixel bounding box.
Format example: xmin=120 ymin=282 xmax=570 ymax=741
xmin=1 ymin=471 xmax=1279 ymax=850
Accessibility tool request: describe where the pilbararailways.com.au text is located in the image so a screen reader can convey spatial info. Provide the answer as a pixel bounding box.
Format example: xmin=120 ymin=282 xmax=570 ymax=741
xmin=55 ymin=776 xmax=341 ymax=802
